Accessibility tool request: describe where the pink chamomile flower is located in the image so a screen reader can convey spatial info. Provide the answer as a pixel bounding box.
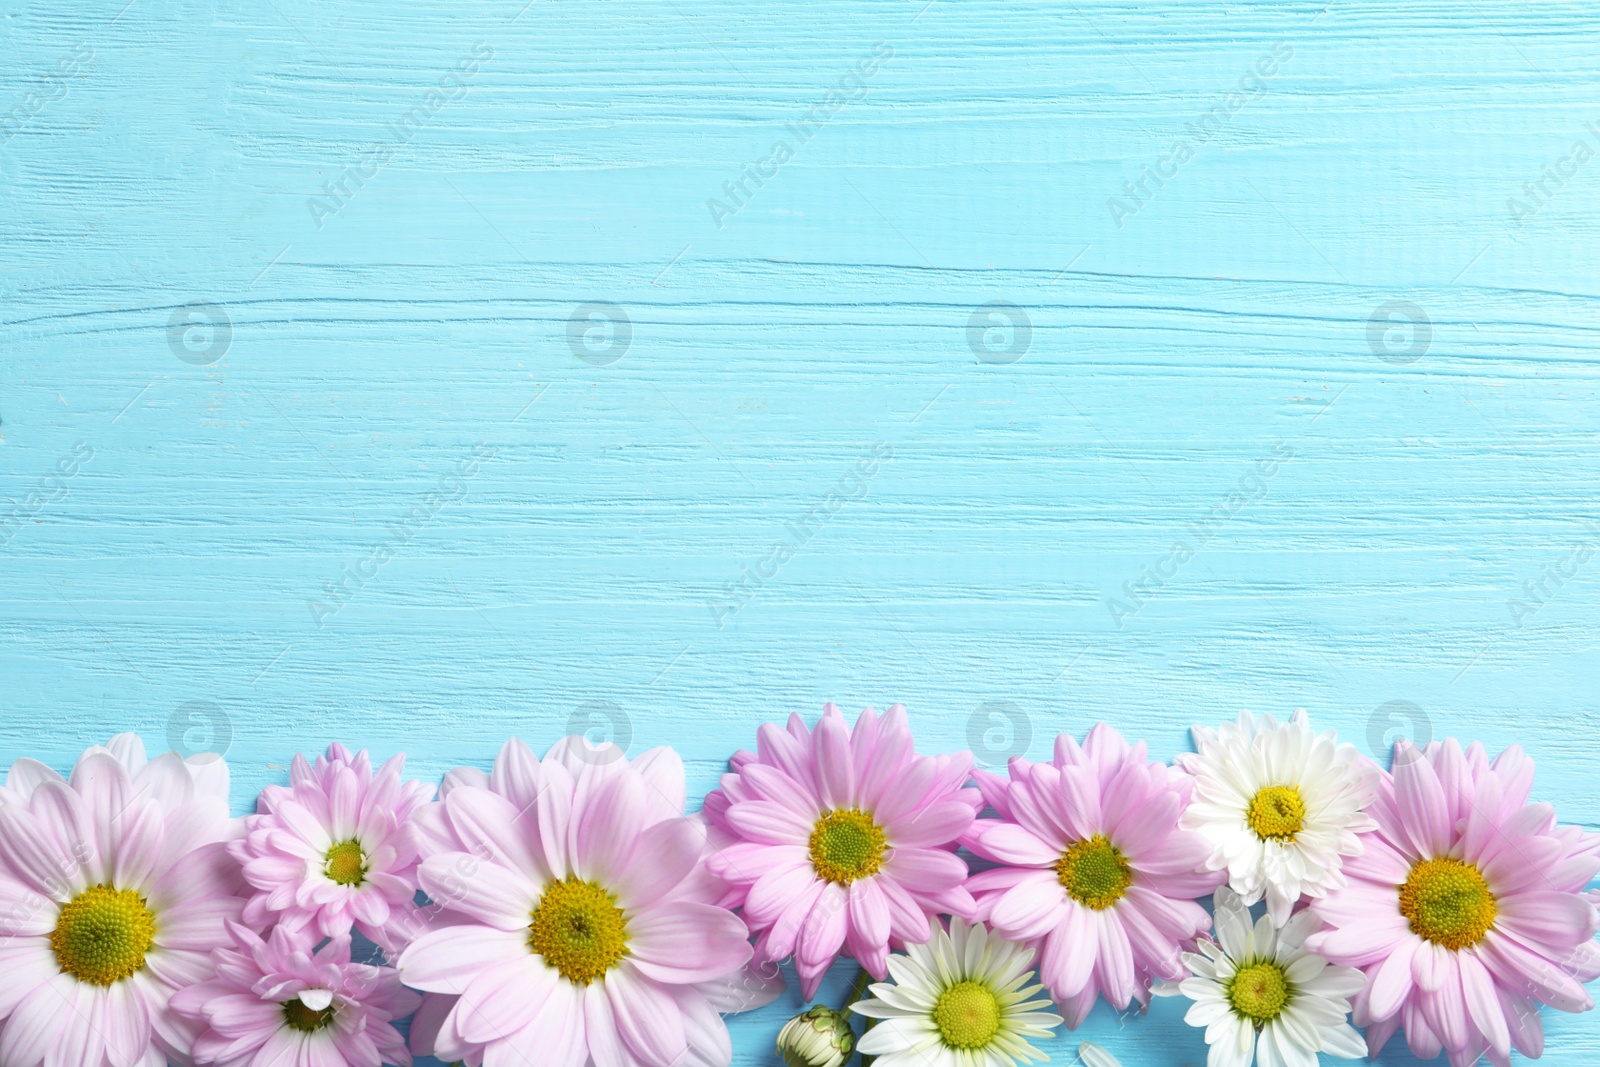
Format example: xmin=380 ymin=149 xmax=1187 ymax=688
xmin=702 ymin=703 xmax=983 ymax=1000
xmin=399 ymin=736 xmax=780 ymax=1067
xmin=172 ymin=921 xmax=420 ymax=1067
xmin=1307 ymin=738 xmax=1600 ymax=1067
xmin=230 ymin=744 xmax=434 ymax=954
xmin=962 ymin=724 xmax=1224 ymax=1027
xmin=0 ymin=733 xmax=243 ymax=1067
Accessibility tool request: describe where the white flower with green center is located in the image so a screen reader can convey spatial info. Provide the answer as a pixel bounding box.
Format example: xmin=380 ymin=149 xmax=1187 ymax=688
xmin=1177 ymin=709 xmax=1379 ymax=925
xmin=1154 ymin=887 xmax=1366 ymax=1067
xmin=850 ymin=918 xmax=1062 ymax=1067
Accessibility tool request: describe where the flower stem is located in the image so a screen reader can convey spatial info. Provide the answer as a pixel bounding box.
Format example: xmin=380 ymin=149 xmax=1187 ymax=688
xmin=841 ymin=965 xmax=874 ymax=1015
xmin=841 ymin=965 xmax=877 ymax=1067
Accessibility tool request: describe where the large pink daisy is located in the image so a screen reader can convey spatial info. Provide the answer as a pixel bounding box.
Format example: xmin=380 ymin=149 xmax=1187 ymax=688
xmin=0 ymin=733 xmax=242 ymax=1067
xmin=1307 ymin=738 xmax=1600 ymax=1067
xmin=701 ymin=703 xmax=981 ymax=999
xmin=962 ymin=724 xmax=1223 ymax=1027
xmin=231 ymin=743 xmax=433 ymax=954
xmin=398 ymin=736 xmax=775 ymax=1067
xmin=173 ymin=921 xmax=419 ymax=1067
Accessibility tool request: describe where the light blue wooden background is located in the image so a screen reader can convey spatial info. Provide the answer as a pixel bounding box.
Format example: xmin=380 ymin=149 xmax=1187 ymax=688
xmin=3 ymin=0 xmax=1598 ymax=1063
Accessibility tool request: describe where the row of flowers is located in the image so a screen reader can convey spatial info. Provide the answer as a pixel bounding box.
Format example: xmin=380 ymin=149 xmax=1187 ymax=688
xmin=0 ymin=707 xmax=1594 ymax=1067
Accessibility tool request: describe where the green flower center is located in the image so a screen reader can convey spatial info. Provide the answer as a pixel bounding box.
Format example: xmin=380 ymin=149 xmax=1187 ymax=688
xmin=282 ymin=996 xmax=337 ymax=1033
xmin=932 ymin=980 xmax=1001 ymax=1050
xmin=528 ymin=877 xmax=629 ymax=985
xmin=324 ymin=839 xmax=367 ymax=886
xmin=50 ymin=884 xmax=157 ymax=986
xmin=1055 ymin=834 xmax=1132 ymax=909
xmin=1228 ymin=960 xmax=1290 ymax=1024
xmin=1399 ymin=857 xmax=1497 ymax=950
xmin=1247 ymin=785 xmax=1307 ymax=842
xmin=808 ymin=809 xmax=887 ymax=886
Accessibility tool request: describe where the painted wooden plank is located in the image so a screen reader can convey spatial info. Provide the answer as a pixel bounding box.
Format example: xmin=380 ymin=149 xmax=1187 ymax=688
xmin=2 ymin=0 xmax=1597 ymax=1063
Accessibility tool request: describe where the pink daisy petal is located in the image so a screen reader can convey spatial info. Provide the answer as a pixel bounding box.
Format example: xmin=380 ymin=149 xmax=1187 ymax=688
xmin=456 ymin=957 xmax=555 ymax=1043
xmin=488 ymin=738 xmax=545 ymax=812
xmin=402 ymin=739 xmax=751 ymax=1067
xmin=881 ymin=846 xmax=966 ymax=891
xmin=811 ymin=711 xmax=856 ymax=810
xmin=964 ymin=726 xmax=1220 ymax=1021
xmin=628 ymin=901 xmax=754 ymax=984
xmin=611 ymin=817 xmax=706 ymax=909
xmin=989 ymin=876 xmax=1069 ymax=942
xmin=703 ymin=705 xmax=980 ymax=986
xmin=233 ymin=743 xmax=432 ymax=950
xmin=399 ymin=925 xmax=529 ymax=993
xmin=1393 ymin=746 xmax=1451 ymax=858
xmin=419 ymin=853 xmax=537 ymax=930
xmin=0 ymin=734 xmax=237 ymax=1067
xmin=1312 ymin=739 xmax=1600 ymax=1065
xmin=171 ymin=925 xmax=417 ymax=1067
xmin=607 ymin=964 xmax=688 ymax=1067
xmin=573 ymin=770 xmax=649 ymax=886
xmin=0 ymin=973 xmax=77 ymax=1067
xmin=724 ymin=801 xmax=811 ymax=845
xmin=971 ymin=822 xmax=1058 ymax=867
xmin=798 ymin=882 xmax=850 ymax=969
xmin=884 ymin=801 xmax=974 ymax=848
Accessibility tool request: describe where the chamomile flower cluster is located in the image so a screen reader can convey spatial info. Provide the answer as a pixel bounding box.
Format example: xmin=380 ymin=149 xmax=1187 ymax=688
xmin=0 ymin=705 xmax=1594 ymax=1067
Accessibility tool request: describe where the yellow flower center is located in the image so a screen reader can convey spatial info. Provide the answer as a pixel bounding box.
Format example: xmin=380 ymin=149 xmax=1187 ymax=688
xmin=528 ymin=877 xmax=629 ymax=985
xmin=1246 ymin=785 xmax=1307 ymax=842
xmin=932 ymin=980 xmax=1001 ymax=1050
xmin=808 ymin=809 xmax=887 ymax=886
xmin=324 ymin=839 xmax=367 ymax=886
xmin=1228 ymin=960 xmax=1290 ymax=1024
xmin=282 ymin=997 xmax=337 ymax=1033
xmin=1055 ymin=834 xmax=1132 ymax=909
xmin=1398 ymin=857 xmax=1497 ymax=950
xmin=50 ymin=884 xmax=157 ymax=986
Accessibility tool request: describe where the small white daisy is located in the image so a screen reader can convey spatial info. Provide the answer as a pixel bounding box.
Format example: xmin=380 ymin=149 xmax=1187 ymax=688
xmin=850 ymin=917 xmax=1063 ymax=1067
xmin=1177 ymin=709 xmax=1378 ymax=924
xmin=1154 ymin=886 xmax=1366 ymax=1067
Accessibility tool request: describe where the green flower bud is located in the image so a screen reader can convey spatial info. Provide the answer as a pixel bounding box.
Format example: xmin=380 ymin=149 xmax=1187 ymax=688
xmin=777 ymin=1005 xmax=857 ymax=1067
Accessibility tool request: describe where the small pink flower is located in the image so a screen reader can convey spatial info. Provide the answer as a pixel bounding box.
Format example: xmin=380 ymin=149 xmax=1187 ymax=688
xmin=702 ymin=704 xmax=982 ymax=999
xmin=173 ymin=921 xmax=420 ymax=1067
xmin=230 ymin=744 xmax=434 ymax=952
xmin=1307 ymin=739 xmax=1600 ymax=1067
xmin=963 ymin=724 xmax=1223 ymax=1027
xmin=399 ymin=736 xmax=775 ymax=1067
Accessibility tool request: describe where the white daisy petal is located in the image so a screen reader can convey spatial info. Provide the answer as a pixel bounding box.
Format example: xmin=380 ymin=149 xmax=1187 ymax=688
xmin=1161 ymin=884 xmax=1365 ymax=1067
xmin=846 ymin=921 xmax=1061 ymax=1067
xmin=1179 ymin=710 xmax=1377 ymax=918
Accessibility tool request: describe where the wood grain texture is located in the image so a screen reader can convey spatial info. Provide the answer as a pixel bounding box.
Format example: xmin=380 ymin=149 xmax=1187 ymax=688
xmin=2 ymin=0 xmax=1598 ymax=1062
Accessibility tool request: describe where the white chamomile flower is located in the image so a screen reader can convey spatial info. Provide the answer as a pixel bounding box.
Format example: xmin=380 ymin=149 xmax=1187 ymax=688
xmin=1154 ymin=887 xmax=1366 ymax=1067
xmin=1177 ymin=709 xmax=1378 ymax=924
xmin=851 ymin=917 xmax=1063 ymax=1067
